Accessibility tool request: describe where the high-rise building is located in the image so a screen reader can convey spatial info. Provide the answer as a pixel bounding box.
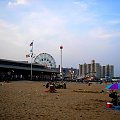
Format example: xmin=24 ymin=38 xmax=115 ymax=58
xmin=101 ymin=65 xmax=114 ymax=78
xmin=78 ymin=60 xmax=114 ymax=79
xmin=101 ymin=66 xmax=105 ymax=78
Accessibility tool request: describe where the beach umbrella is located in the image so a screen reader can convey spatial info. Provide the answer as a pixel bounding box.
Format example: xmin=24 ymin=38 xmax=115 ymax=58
xmin=105 ymin=83 xmax=120 ymax=90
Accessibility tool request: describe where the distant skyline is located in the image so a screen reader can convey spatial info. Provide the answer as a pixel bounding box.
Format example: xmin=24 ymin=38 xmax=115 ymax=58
xmin=0 ymin=0 xmax=120 ymax=76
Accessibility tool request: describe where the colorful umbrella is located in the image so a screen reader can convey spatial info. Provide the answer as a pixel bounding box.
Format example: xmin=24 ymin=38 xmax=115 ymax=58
xmin=105 ymin=83 xmax=120 ymax=90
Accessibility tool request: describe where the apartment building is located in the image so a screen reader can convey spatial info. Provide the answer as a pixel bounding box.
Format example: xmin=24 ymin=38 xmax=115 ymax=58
xmin=101 ymin=65 xmax=114 ymax=78
xmin=79 ymin=60 xmax=114 ymax=79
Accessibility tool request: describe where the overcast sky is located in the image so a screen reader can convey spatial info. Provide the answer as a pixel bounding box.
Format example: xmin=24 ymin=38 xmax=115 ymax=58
xmin=0 ymin=0 xmax=120 ymax=76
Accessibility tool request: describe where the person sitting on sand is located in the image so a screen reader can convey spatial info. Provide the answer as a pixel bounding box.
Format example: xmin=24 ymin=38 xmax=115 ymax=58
xmin=109 ymin=90 xmax=119 ymax=106
xmin=88 ymin=81 xmax=92 ymax=86
xmin=49 ymin=82 xmax=56 ymax=93
xmin=46 ymin=82 xmax=49 ymax=88
xmin=63 ymin=82 xmax=66 ymax=89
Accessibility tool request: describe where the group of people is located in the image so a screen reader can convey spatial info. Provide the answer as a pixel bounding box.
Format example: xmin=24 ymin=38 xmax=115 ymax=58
xmin=109 ymin=90 xmax=120 ymax=106
xmin=45 ymin=81 xmax=66 ymax=93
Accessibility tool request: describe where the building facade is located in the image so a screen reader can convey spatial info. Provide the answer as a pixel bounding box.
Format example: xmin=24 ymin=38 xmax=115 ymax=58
xmin=0 ymin=59 xmax=59 ymax=81
xmin=101 ymin=65 xmax=114 ymax=78
xmin=62 ymin=67 xmax=78 ymax=81
xmin=79 ymin=60 xmax=114 ymax=79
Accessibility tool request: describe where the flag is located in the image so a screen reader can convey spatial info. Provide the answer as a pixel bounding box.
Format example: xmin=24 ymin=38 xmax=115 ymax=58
xmin=31 ymin=53 xmax=33 ymax=57
xmin=26 ymin=54 xmax=30 ymax=58
xmin=30 ymin=48 xmax=33 ymax=53
xmin=30 ymin=42 xmax=33 ymax=46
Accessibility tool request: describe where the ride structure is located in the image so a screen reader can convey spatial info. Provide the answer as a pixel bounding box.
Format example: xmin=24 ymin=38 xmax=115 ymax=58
xmin=34 ymin=53 xmax=56 ymax=68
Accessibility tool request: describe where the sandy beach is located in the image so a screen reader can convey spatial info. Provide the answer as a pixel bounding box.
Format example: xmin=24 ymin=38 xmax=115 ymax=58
xmin=0 ymin=81 xmax=120 ymax=120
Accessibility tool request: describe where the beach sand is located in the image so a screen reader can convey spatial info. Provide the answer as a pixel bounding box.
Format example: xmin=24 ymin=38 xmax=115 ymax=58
xmin=0 ymin=81 xmax=120 ymax=120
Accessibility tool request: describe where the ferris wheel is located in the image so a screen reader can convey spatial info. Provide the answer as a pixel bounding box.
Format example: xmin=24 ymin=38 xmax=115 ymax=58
xmin=34 ymin=53 xmax=56 ymax=68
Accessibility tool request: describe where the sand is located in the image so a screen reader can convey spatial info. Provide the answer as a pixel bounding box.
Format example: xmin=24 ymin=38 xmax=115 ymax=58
xmin=0 ymin=81 xmax=120 ymax=120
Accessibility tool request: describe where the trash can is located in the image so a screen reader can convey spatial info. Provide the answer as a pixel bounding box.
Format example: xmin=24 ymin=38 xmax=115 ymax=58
xmin=106 ymin=102 xmax=113 ymax=108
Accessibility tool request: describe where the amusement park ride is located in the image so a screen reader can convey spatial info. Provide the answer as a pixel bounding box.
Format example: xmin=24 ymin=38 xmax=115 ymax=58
xmin=34 ymin=53 xmax=56 ymax=68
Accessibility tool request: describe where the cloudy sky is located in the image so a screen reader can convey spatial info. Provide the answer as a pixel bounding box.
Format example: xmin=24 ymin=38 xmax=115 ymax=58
xmin=0 ymin=0 xmax=120 ymax=76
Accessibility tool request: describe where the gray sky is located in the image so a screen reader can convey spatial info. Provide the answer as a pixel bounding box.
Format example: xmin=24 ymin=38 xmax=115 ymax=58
xmin=0 ymin=0 xmax=120 ymax=76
